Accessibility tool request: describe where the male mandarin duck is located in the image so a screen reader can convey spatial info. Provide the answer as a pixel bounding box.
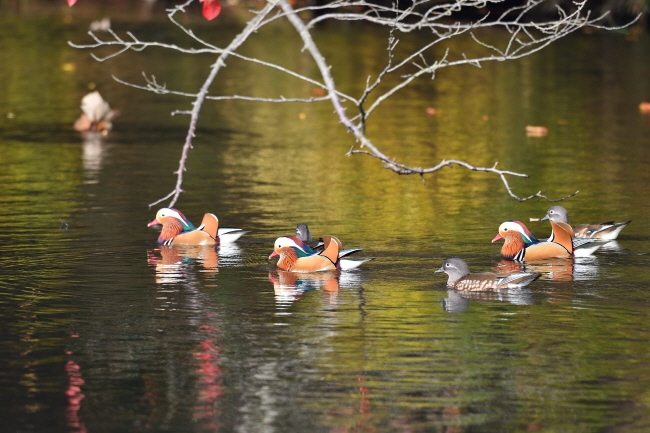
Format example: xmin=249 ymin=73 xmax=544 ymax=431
xmin=435 ymin=258 xmax=540 ymax=291
xmin=147 ymin=208 xmax=247 ymax=246
xmin=492 ymin=220 xmax=578 ymax=261
xmin=269 ymin=235 xmax=372 ymax=273
xmin=497 ymin=219 xmax=606 ymax=259
xmin=541 ymin=205 xmax=631 ymax=240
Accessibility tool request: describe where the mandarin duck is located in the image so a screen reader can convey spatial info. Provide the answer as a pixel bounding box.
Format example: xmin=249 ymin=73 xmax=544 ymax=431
xmin=296 ymin=223 xmax=323 ymax=249
xmin=73 ymin=91 xmax=118 ymax=134
xmin=147 ymin=208 xmax=247 ymax=246
xmin=295 ymin=223 xmax=362 ymax=258
xmin=492 ymin=220 xmax=581 ymax=261
xmin=435 ymin=258 xmax=540 ymax=291
xmin=269 ymin=235 xmax=373 ymax=273
xmin=541 ymin=205 xmax=631 ymax=240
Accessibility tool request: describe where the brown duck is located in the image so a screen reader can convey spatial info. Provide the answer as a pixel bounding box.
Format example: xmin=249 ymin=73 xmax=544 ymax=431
xmin=541 ymin=205 xmax=630 ymax=240
xmin=435 ymin=258 xmax=540 ymax=291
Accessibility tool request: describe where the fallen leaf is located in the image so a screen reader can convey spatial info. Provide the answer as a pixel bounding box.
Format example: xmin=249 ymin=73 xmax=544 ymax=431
xmin=639 ymin=102 xmax=650 ymax=113
xmin=526 ymin=125 xmax=548 ymax=137
xmin=426 ymin=107 xmax=438 ymax=116
xmin=311 ymin=88 xmax=326 ymax=97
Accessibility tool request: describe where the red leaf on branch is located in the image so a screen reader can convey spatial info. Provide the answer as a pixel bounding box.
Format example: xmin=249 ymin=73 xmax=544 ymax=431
xmin=67 ymin=0 xmax=78 ymax=5
xmin=201 ymin=0 xmax=221 ymax=20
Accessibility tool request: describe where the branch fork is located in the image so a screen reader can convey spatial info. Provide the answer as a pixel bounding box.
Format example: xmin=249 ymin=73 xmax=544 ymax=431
xmin=67 ymin=0 xmax=639 ymax=206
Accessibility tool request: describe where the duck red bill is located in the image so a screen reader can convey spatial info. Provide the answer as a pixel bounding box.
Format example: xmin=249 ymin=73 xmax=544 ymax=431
xmin=147 ymin=219 xmax=160 ymax=227
xmin=491 ymin=233 xmax=503 ymax=242
xmin=268 ymin=251 xmax=278 ymax=259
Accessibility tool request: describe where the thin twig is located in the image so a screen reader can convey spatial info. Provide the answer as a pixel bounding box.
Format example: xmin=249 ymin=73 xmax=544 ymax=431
xmin=67 ymin=0 xmax=638 ymax=205
xmin=149 ymin=0 xmax=281 ymax=208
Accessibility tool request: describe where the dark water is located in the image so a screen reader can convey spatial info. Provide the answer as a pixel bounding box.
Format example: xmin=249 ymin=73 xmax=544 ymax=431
xmin=1 ymin=3 xmax=650 ymax=432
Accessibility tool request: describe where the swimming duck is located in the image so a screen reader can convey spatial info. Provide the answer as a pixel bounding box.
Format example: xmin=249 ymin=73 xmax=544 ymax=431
xmin=541 ymin=205 xmax=631 ymax=240
xmin=269 ymin=235 xmax=372 ymax=272
xmin=295 ymin=223 xmax=323 ymax=249
xmin=492 ymin=220 xmax=578 ymax=261
xmin=147 ymin=208 xmax=247 ymax=246
xmin=295 ymin=223 xmax=363 ymax=258
xmin=73 ymin=91 xmax=118 ymax=134
xmin=435 ymin=258 xmax=540 ymax=291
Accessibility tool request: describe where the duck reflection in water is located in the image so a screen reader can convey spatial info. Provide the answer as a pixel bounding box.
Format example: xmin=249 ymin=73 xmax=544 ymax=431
xmin=442 ymin=288 xmax=535 ymax=313
xmin=495 ymin=257 xmax=600 ymax=282
xmin=270 ymin=269 xmax=366 ymax=310
xmin=270 ymin=270 xmax=340 ymax=305
xmin=147 ymin=244 xmax=243 ymax=285
xmin=81 ymin=133 xmax=106 ymax=185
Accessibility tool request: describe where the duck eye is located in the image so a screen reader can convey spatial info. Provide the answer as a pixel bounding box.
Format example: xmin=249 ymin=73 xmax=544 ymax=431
xmin=504 ymin=228 xmax=508 ymax=231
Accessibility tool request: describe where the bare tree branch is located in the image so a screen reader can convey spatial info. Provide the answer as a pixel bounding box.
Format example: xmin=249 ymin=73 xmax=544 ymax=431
xmin=148 ymin=0 xmax=281 ymax=208
xmin=68 ymin=0 xmax=640 ymax=206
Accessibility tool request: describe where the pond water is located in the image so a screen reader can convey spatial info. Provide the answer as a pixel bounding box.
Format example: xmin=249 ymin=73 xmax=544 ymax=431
xmin=1 ymin=3 xmax=650 ymax=432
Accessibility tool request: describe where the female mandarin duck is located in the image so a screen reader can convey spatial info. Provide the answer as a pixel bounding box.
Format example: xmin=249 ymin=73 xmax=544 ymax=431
xmin=295 ymin=223 xmax=362 ymax=257
xmin=295 ymin=223 xmax=323 ymax=249
xmin=541 ymin=205 xmax=631 ymax=240
xmin=492 ymin=220 xmax=577 ymax=261
xmin=436 ymin=258 xmax=540 ymax=291
xmin=147 ymin=208 xmax=247 ymax=246
xmin=269 ymin=235 xmax=372 ymax=273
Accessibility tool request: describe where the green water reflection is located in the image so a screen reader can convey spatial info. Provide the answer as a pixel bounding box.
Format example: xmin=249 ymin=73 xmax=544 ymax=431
xmin=0 ymin=4 xmax=649 ymax=433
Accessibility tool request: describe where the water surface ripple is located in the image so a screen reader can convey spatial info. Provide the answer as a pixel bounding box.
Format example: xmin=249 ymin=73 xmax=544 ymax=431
xmin=1 ymin=7 xmax=650 ymax=433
